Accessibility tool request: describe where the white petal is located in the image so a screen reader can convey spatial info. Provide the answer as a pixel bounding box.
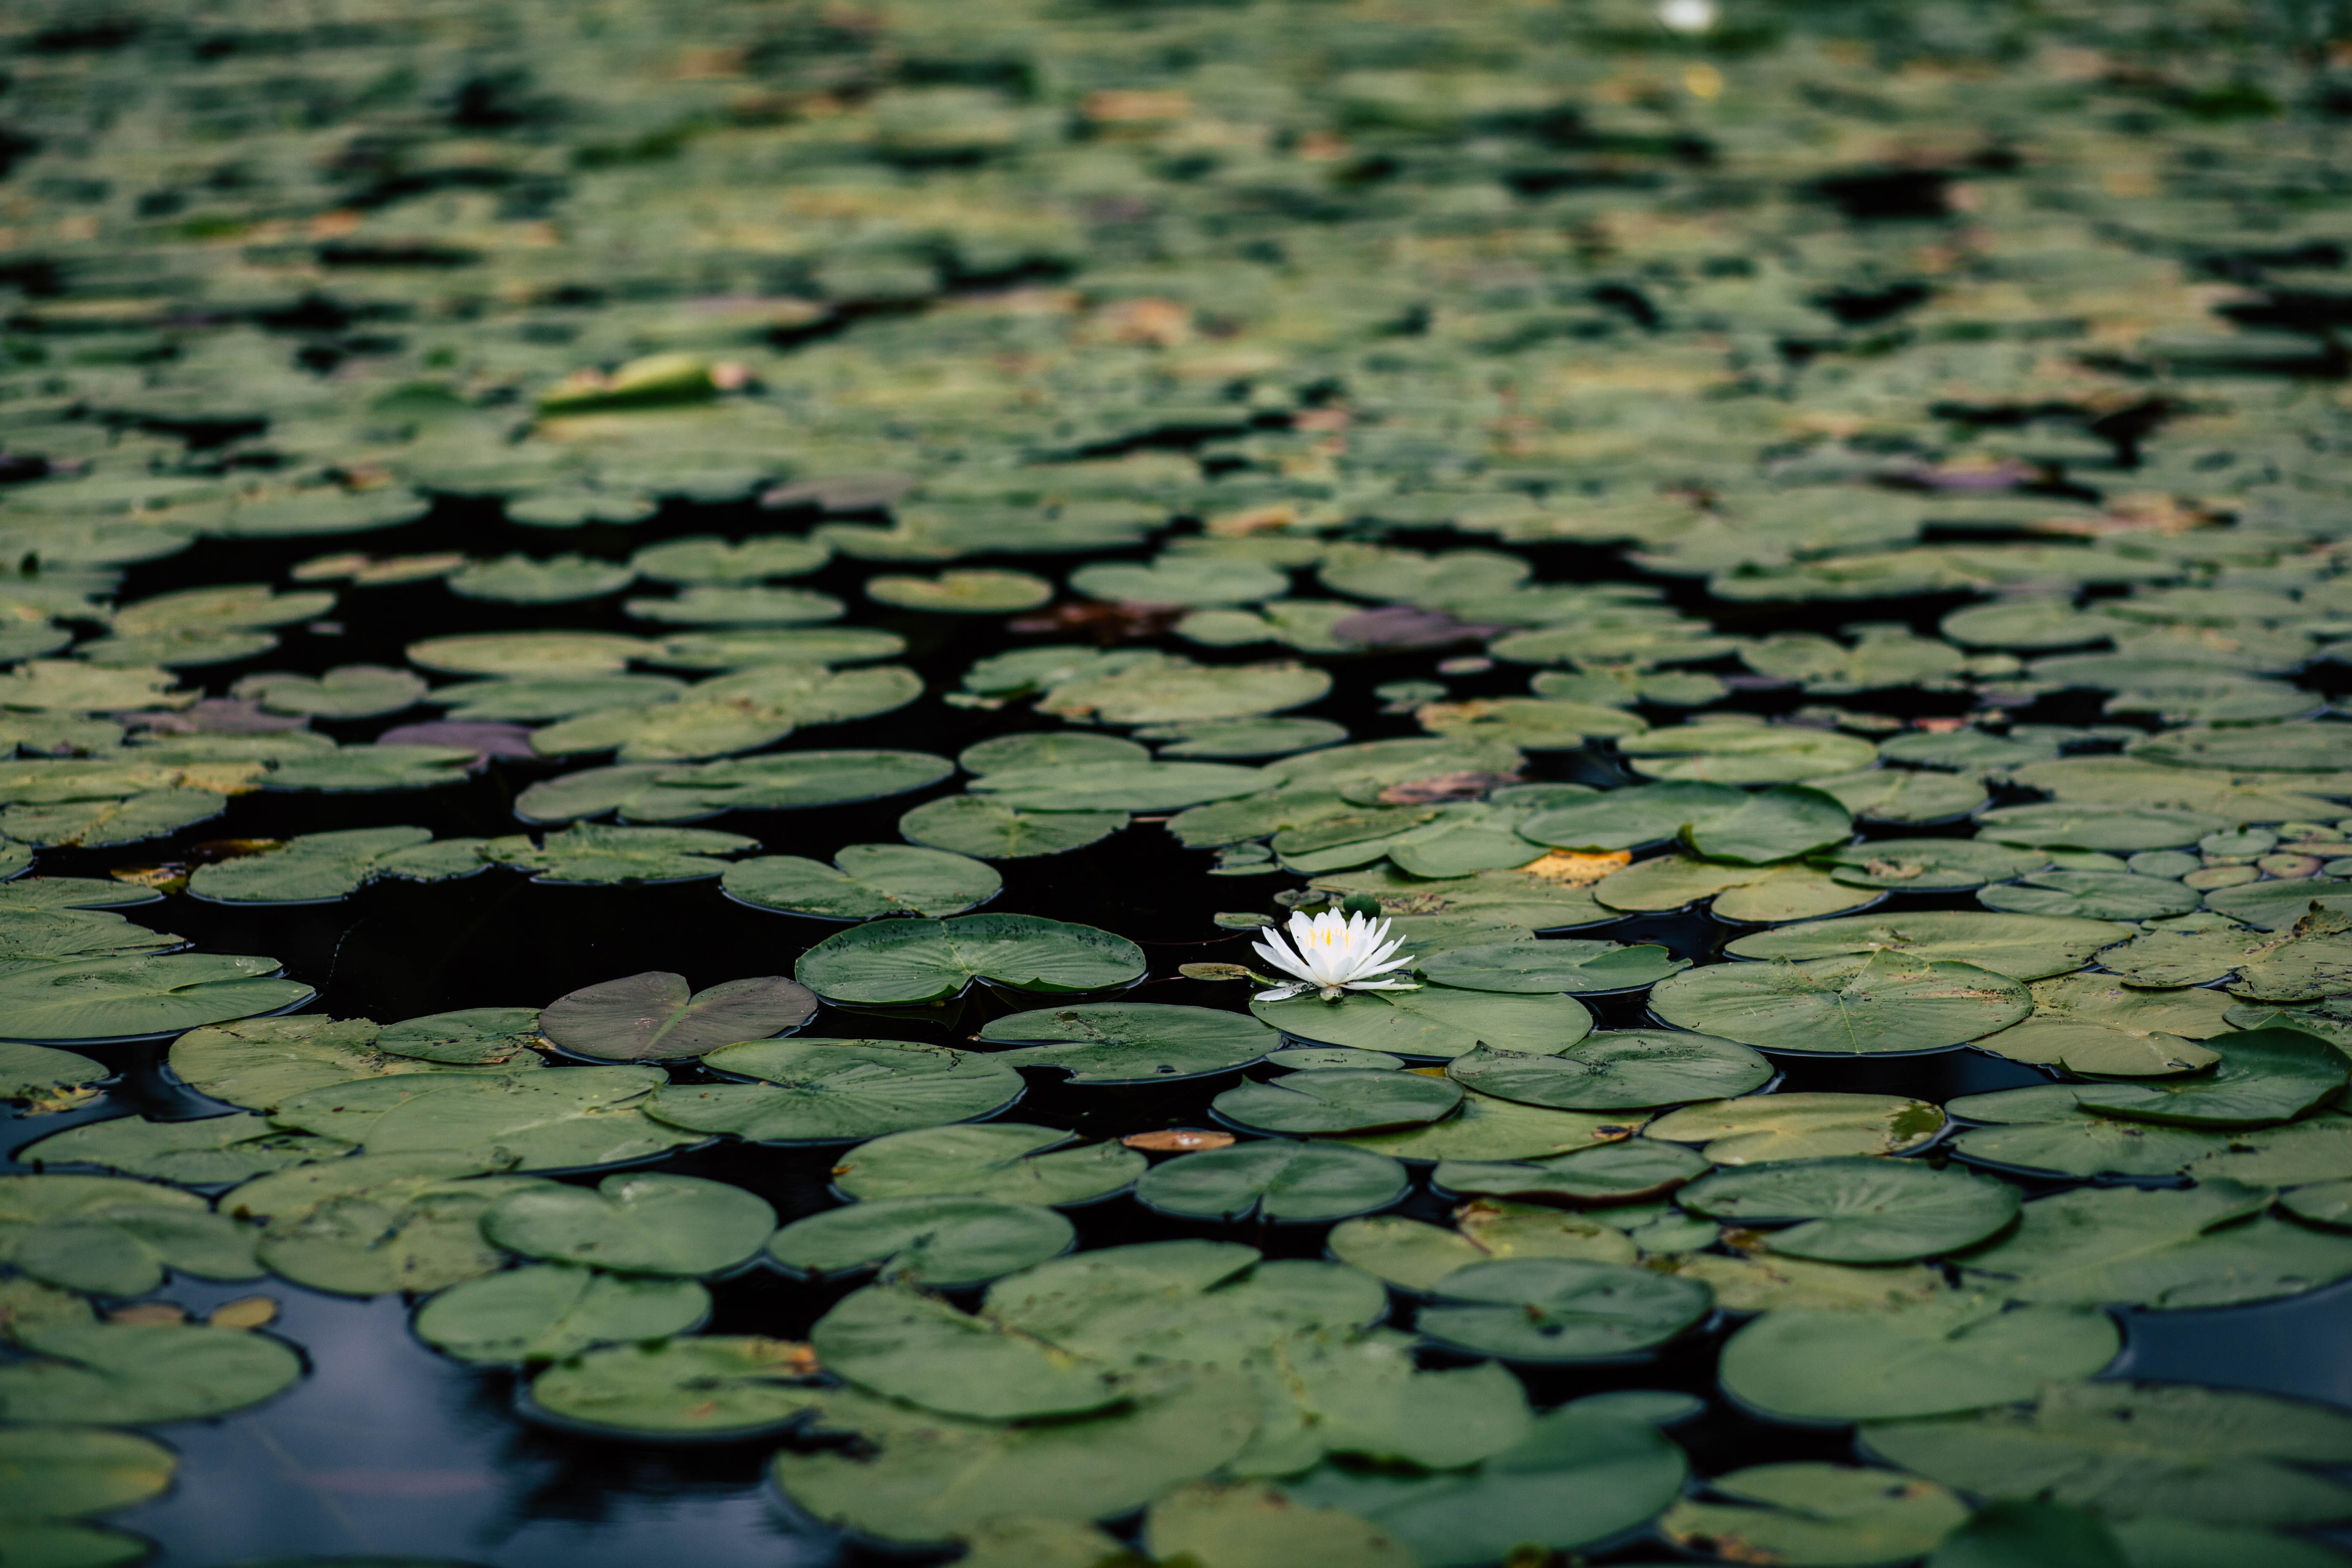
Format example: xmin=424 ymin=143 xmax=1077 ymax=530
xmin=1348 ymin=978 xmax=1420 ymax=992
xmin=1253 ymin=938 xmax=1319 ymax=986
xmin=1256 ymin=983 xmax=1310 ymax=1003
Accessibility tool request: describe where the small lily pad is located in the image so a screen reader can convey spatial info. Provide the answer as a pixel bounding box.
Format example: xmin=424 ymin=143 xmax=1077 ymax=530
xmin=976 ymin=1004 xmax=1277 ymax=1084
xmin=1213 ymin=1069 xmax=1463 ymax=1136
xmin=1446 ymin=1033 xmax=1772 ymax=1111
xmin=1420 ymin=940 xmax=1689 ymax=995
xmin=1645 ymin=1094 xmax=1946 ymax=1163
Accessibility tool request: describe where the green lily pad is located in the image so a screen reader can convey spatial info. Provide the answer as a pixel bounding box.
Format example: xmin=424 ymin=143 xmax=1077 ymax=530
xmin=795 ymin=913 xmax=1145 ymax=1005
xmin=2066 ymin=1027 xmax=2344 ymax=1128
xmin=1447 ymin=1033 xmax=1772 ymax=1111
xmin=1213 ymin=1069 xmax=1463 ymax=1136
xmin=1591 ymin=855 xmax=1883 ymax=924
xmin=2 ymin=1196 xmax=255 ymax=1300
xmin=1 ymin=788 xmax=226 ymax=848
xmin=520 ymin=750 xmax=955 ymax=824
xmin=0 ymin=954 xmax=314 ymax=1044
xmin=233 ymin=665 xmax=427 ymax=719
xmin=722 ymin=845 xmax=1000 ymax=919
xmin=812 ymin=1281 xmax=1131 ymax=1421
xmin=409 ymin=630 xmax=658 ymax=681
xmin=0 ymin=1321 xmax=304 ymax=1425
xmin=481 ymin=1172 xmax=775 ymax=1277
xmin=18 ymin=1112 xmax=347 ymax=1184
xmin=1250 ymin=987 xmax=1592 ymax=1060
xmin=1718 ymin=1297 xmax=2121 ymax=1423
xmin=1518 ymin=782 xmax=1747 ymax=851
xmin=767 ymin=1197 xmax=1074 ymax=1288
xmin=1723 ymin=911 xmax=2130 ymax=981
xmin=530 ymin=1337 xmax=823 ymax=1439
xmin=833 ymin=1123 xmax=1146 ymax=1207
xmin=166 ymin=1014 xmax=512 ymax=1111
xmin=1678 ymin=1158 xmax=2020 ymax=1264
xmin=188 ymin=827 xmax=486 ymax=904
xmin=1977 ymin=803 xmax=2227 ymax=851
xmin=1326 ymin=1207 xmax=1636 ymax=1292
xmin=868 ymin=569 xmax=1054 ymax=612
xmin=377 ymin=1008 xmax=545 ymax=1066
xmin=263 ymin=744 xmax=479 ymax=793
xmin=1040 ymin=660 xmax=1333 ymax=725
xmin=975 ymin=1003 xmax=1277 ymax=1084
xmin=1137 ymin=1142 xmax=1409 ymax=1223
xmin=625 ymin=585 xmax=845 ymax=625
xmin=413 ymin=1263 xmax=710 ymax=1365
xmin=1140 ymin=717 xmax=1349 ymax=759
xmin=258 ymin=1174 xmax=556 ymax=1297
xmin=1978 ymin=870 xmax=2202 ymax=921
xmin=448 ymin=553 xmax=636 ymax=603
xmin=0 ymin=1423 xmax=175 ymax=1523
xmin=1823 ymin=839 xmax=2051 ymax=891
xmin=0 ymin=1040 xmax=107 ymax=1101
xmin=972 ymin=760 xmax=1277 ymax=813
xmin=1963 ymin=1179 xmax=2352 ymax=1309
xmin=899 ymin=795 xmax=1130 ymax=859
xmin=1860 ymin=1381 xmax=2352 ymax=1527
xmin=1418 ymin=1258 xmax=1711 ymax=1361
xmin=271 ymin=1068 xmax=699 ymax=1171
xmin=1651 ymin=951 xmax=2030 ymax=1055
xmin=541 ymin=970 xmax=815 ymax=1062
xmin=1072 ymin=557 xmax=1288 ymax=606
xmin=1278 ymin=1397 xmax=1692 ymax=1568
xmin=1432 ymin=1139 xmax=1710 ymax=1205
xmin=1644 ymin=1094 xmax=1946 ymax=1164
xmin=427 ymin=674 xmax=686 ymax=722
xmin=1620 ymin=724 xmax=1879 ymax=785
xmin=1684 ymin=786 xmax=1855 ymax=864
xmin=1661 ymin=1462 xmax=1969 ymax=1568
xmin=1143 ymin=1480 xmax=1415 ymax=1568
xmin=645 ymin=1038 xmax=1022 ymax=1143
xmin=1420 ymin=939 xmax=1690 ymax=994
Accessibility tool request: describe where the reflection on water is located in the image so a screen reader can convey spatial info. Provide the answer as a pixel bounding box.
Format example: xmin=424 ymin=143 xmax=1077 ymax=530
xmin=110 ymin=1280 xmax=838 ymax=1567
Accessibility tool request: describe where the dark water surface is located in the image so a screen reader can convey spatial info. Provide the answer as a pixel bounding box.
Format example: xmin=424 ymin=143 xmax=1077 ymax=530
xmin=7 ymin=497 xmax=2349 ymax=1563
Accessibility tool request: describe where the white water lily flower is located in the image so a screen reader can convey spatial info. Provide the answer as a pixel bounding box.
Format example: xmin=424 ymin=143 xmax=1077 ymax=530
xmin=1252 ymin=909 xmax=1418 ymax=1003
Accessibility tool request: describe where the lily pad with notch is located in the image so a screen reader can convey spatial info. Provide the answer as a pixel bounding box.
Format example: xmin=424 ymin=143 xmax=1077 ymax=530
xmin=2063 ymin=1027 xmax=2347 ymax=1129
xmin=812 ymin=1281 xmax=1130 ymax=1421
xmin=1517 ymin=782 xmax=1747 ymax=852
xmin=271 ymin=1067 xmax=701 ymax=1171
xmin=1137 ymin=1142 xmax=1410 ymax=1223
xmin=1978 ymin=870 xmax=2202 ymax=921
xmin=377 ymin=1007 xmax=544 ymax=1066
xmin=722 ymin=845 xmax=1001 ymax=920
xmin=833 ymin=1123 xmax=1146 ymax=1207
xmin=1447 ymin=1032 xmax=1772 ymax=1111
xmin=1251 ymin=987 xmax=1591 ymax=1060
xmin=1677 ymin=1158 xmax=2020 ymax=1264
xmin=482 ymin=1172 xmax=775 ymax=1277
xmin=1644 ymin=1094 xmax=1946 ymax=1164
xmin=1417 ymin=1258 xmax=1712 ymax=1362
xmin=1326 ymin=1208 xmax=1637 ymax=1293
xmin=767 ymin=1197 xmax=1075 ymax=1288
xmin=258 ymin=1173 xmax=557 ymax=1297
xmin=1976 ymin=803 xmax=2227 ymax=852
xmin=18 ymin=1112 xmax=348 ymax=1184
xmin=646 ymin=1038 xmax=1022 ymax=1144
xmin=795 ymin=914 xmax=1145 ymax=1006
xmin=414 ymin=1263 xmax=711 ymax=1365
xmin=0 ymin=954 xmax=315 ymax=1044
xmin=1723 ymin=911 xmax=2130 ymax=982
xmin=1433 ymin=1140 xmax=1710 ymax=1206
xmin=527 ymin=1336 xmax=823 ymax=1440
xmin=1333 ymin=1089 xmax=1635 ymax=1164
xmin=898 ymin=795 xmax=1130 ymax=859
xmin=1421 ymin=940 xmax=1689 ymax=995
xmin=1651 ymin=951 xmax=2030 ymax=1056
xmin=1659 ymin=1462 xmax=1969 ymax=1568
xmin=1961 ymin=1179 xmax=2352 ymax=1310
xmin=233 ymin=665 xmax=426 ymax=720
xmin=187 ymin=827 xmax=487 ymax=904
xmin=0 ymin=1320 xmax=304 ymax=1425
xmin=976 ymin=1003 xmax=1277 ymax=1084
xmin=1718 ymin=1297 xmax=2121 ymax=1424
xmin=167 ymin=1014 xmax=525 ymax=1111
xmin=1684 ymin=787 xmax=1855 ymax=865
xmin=1212 ymin=1069 xmax=1463 ymax=1136
xmin=482 ymin=824 xmax=756 ymax=884
xmin=541 ymin=971 xmax=816 ymax=1062
xmin=1821 ymin=839 xmax=2052 ymax=892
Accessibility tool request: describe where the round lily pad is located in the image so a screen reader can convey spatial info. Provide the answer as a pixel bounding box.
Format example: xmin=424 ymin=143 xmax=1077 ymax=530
xmin=1821 ymin=839 xmax=2051 ymax=891
xmin=527 ymin=1337 xmax=821 ymax=1439
xmin=767 ymin=1197 xmax=1075 ymax=1288
xmin=482 ymin=1172 xmax=775 ymax=1277
xmin=0 ymin=955 xmax=316 ymax=1044
xmin=2066 ymin=1027 xmax=2347 ymax=1130
xmin=1420 ymin=940 xmax=1690 ymax=995
xmin=867 ymin=570 xmax=1054 ymax=612
xmin=271 ymin=1066 xmax=700 ymax=1172
xmin=1718 ymin=1302 xmax=2120 ymax=1424
xmin=833 ymin=1123 xmax=1146 ymax=1207
xmin=1212 ymin=1069 xmax=1463 ymax=1136
xmin=257 ymin=1175 xmax=554 ymax=1297
xmin=1431 ymin=1139 xmax=1710 ymax=1205
xmin=1677 ymin=1158 xmax=2022 ymax=1263
xmin=415 ymin=1264 xmax=709 ymax=1365
xmin=1417 ymin=1258 xmax=1712 ymax=1361
xmin=647 ymin=1038 xmax=1023 ymax=1144
xmin=1660 ymin=1462 xmax=1969 ymax=1567
xmin=1518 ymin=782 xmax=1747 ymax=851
xmin=1250 ymin=988 xmax=1592 ymax=1060
xmin=975 ymin=1004 xmax=1277 ymax=1084
xmin=1446 ymin=1032 xmax=1772 ymax=1111
xmin=408 ymin=632 xmax=656 ymax=678
xmin=899 ymin=795 xmax=1130 ymax=859
xmin=0 ymin=1321 xmax=304 ymax=1425
xmin=722 ymin=845 xmax=1001 ymax=920
xmin=1644 ymin=1094 xmax=1946 ymax=1164
xmin=1327 ymin=1207 xmax=1636 ymax=1293
xmin=540 ymin=971 xmax=816 ymax=1062
xmin=1333 ymin=1090 xmax=1633 ymax=1165
xmin=377 ymin=1008 xmax=544 ymax=1066
xmin=0 ymin=1423 xmax=175 ymax=1522
xmin=1978 ymin=871 xmax=2202 ymax=921
xmin=1136 ymin=1142 xmax=1410 ymax=1223
xmin=1650 ymin=951 xmax=2030 ymax=1055
xmin=795 ymin=914 xmax=1146 ymax=1005
xmin=811 ymin=1281 xmax=1131 ymax=1421
xmin=1722 ymin=911 xmax=2129 ymax=983
xmin=1977 ymin=804 xmax=2226 ymax=852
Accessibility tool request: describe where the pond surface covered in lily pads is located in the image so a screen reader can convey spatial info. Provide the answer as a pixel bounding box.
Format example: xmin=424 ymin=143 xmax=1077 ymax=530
xmin=8 ymin=0 xmax=2352 ymax=1564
